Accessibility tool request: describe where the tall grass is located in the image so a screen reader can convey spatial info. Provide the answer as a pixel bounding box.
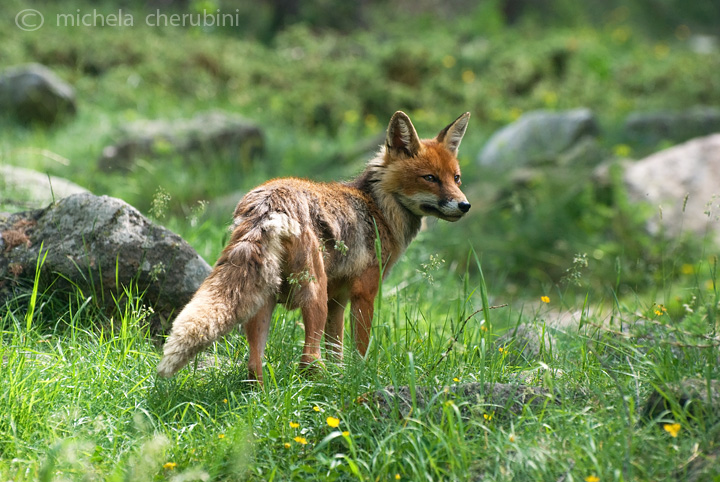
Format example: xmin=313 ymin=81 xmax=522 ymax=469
xmin=1 ymin=246 xmax=718 ymax=481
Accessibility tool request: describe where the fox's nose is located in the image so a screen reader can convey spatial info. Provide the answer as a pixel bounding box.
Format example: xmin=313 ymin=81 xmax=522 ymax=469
xmin=458 ymin=202 xmax=471 ymax=213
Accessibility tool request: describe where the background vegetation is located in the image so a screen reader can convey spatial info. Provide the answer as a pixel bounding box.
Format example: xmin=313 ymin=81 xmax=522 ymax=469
xmin=1 ymin=0 xmax=719 ymax=480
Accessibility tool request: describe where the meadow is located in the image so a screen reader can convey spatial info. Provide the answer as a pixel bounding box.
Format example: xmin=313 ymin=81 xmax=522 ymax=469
xmin=1 ymin=0 xmax=719 ymax=480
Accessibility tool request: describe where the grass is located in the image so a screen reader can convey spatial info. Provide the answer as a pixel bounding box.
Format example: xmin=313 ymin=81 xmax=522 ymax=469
xmin=1 ymin=0 xmax=719 ymax=479
xmin=2 ymin=245 xmax=719 ymax=481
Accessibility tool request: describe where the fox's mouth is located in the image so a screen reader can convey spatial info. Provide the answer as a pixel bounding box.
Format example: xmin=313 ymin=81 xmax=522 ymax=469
xmin=420 ymin=203 xmax=464 ymax=222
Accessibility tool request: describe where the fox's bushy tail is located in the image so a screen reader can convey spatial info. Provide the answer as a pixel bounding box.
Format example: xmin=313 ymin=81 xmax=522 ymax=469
xmin=157 ymin=212 xmax=300 ymax=377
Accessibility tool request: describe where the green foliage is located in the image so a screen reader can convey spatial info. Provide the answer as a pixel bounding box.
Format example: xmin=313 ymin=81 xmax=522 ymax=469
xmin=1 ymin=250 xmax=719 ymax=480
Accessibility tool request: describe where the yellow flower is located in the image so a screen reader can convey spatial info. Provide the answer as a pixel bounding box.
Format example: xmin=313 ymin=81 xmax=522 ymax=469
xmin=218 ymin=434 xmax=225 ymax=439
xmin=498 ymin=347 xmax=504 ymax=353
xmin=163 ymin=462 xmax=177 ymax=470
xmin=342 ymin=431 xmax=350 ymax=437
xmin=542 ymin=91 xmax=558 ymax=107
xmin=483 ymin=413 xmax=493 ymax=421
xmin=585 ymin=476 xmax=599 ymax=482
xmin=364 ymin=114 xmax=378 ymax=130
xmin=541 ymin=296 xmax=550 ymax=303
xmin=654 ymin=43 xmax=669 ymax=59
xmin=395 ymin=475 xmax=401 ymax=480
xmin=613 ymin=144 xmax=632 ymax=158
xmin=442 ymin=55 xmax=456 ymax=68
xmin=664 ymin=423 xmax=681 ymax=437
xmin=343 ymin=110 xmax=359 ymax=124
xmin=453 ymin=377 xmax=460 ymax=382
xmin=509 ymin=434 xmax=516 ymax=442
xmin=326 ymin=416 xmax=340 ymax=428
xmin=611 ymin=26 xmax=630 ymax=44
xmin=461 ymin=70 xmax=475 ymax=84
xmin=284 ymin=442 xmax=291 ymax=449
xmin=289 ymin=421 xmax=300 ymax=428
xmin=509 ymin=107 xmax=523 ymax=121
xmin=654 ymin=310 xmax=663 ymax=316
xmin=313 ymin=405 xmax=321 ymax=412
xmin=223 ymin=398 xmax=228 ymax=404
xmin=681 ymin=264 xmax=694 ymax=275
xmin=294 ymin=436 xmax=308 ymax=445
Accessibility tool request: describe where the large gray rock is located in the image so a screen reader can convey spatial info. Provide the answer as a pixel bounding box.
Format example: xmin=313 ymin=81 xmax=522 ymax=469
xmin=0 ymin=193 xmax=211 ymax=332
xmin=98 ymin=110 xmax=264 ymax=172
xmin=478 ymin=108 xmax=600 ymax=168
xmin=624 ymin=134 xmax=720 ymax=239
xmin=0 ymin=165 xmax=89 ymax=211
xmin=0 ymin=64 xmax=76 ymax=125
xmin=624 ymin=107 xmax=720 ymax=147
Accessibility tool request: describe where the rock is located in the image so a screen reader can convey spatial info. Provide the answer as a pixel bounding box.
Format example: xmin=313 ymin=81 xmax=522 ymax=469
xmin=495 ymin=309 xmax=586 ymax=360
xmin=477 ymin=108 xmax=600 ymax=168
xmin=624 ymin=107 xmax=720 ymax=147
xmin=366 ymin=382 xmax=553 ymax=420
xmin=497 ymin=322 xmax=556 ymax=359
xmin=623 ymin=134 xmax=720 ymax=239
xmin=0 ymin=64 xmax=76 ymax=126
xmin=643 ymin=378 xmax=720 ymax=420
xmin=0 ymin=165 xmax=89 ymax=211
xmin=0 ymin=193 xmax=211 ymax=333
xmin=98 ymin=110 xmax=264 ymax=172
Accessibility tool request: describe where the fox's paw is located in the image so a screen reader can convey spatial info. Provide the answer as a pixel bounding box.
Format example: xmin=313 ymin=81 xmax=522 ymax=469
xmin=299 ymin=355 xmax=326 ymax=379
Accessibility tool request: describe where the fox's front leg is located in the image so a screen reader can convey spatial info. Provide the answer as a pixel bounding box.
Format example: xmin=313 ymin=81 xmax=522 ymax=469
xmin=350 ymin=266 xmax=380 ymax=356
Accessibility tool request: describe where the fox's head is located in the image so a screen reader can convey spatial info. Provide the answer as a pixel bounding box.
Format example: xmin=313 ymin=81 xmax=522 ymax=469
xmin=380 ymin=111 xmax=471 ymax=222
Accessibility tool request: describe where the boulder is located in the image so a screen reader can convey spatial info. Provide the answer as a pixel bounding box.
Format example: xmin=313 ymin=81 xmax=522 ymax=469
xmin=0 ymin=165 xmax=89 ymax=211
xmin=0 ymin=64 xmax=76 ymax=126
xmin=624 ymin=107 xmax=720 ymax=147
xmin=98 ymin=110 xmax=264 ymax=172
xmin=0 ymin=193 xmax=211 ymax=332
xmin=477 ymin=108 xmax=600 ymax=168
xmin=624 ymin=134 xmax=720 ymax=239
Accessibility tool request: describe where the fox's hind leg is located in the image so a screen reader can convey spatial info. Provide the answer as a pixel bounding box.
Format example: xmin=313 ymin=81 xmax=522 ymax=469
xmin=325 ymin=289 xmax=350 ymax=361
xmin=291 ymin=234 xmax=329 ymax=374
xmin=245 ymin=296 xmax=276 ymax=385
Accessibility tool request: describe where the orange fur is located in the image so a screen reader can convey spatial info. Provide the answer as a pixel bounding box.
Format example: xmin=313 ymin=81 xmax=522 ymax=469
xmin=157 ymin=111 xmax=471 ymax=384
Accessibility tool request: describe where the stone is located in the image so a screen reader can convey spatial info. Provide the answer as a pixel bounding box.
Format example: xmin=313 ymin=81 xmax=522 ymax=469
xmin=624 ymin=107 xmax=720 ymax=147
xmin=0 ymin=165 xmax=89 ymax=212
xmin=477 ymin=108 xmax=600 ymax=168
xmin=98 ymin=110 xmax=264 ymax=172
xmin=0 ymin=193 xmax=211 ymax=333
xmin=366 ymin=382 xmax=553 ymax=420
xmin=643 ymin=378 xmax=720 ymax=420
xmin=623 ymin=134 xmax=720 ymax=240
xmin=0 ymin=64 xmax=76 ymax=126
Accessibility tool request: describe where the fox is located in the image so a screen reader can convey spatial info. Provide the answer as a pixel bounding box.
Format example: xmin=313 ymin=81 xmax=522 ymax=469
xmin=157 ymin=111 xmax=471 ymax=384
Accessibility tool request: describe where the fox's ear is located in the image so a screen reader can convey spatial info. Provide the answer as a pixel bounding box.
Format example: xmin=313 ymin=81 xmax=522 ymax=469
xmin=386 ymin=111 xmax=421 ymax=158
xmin=436 ymin=112 xmax=470 ymax=155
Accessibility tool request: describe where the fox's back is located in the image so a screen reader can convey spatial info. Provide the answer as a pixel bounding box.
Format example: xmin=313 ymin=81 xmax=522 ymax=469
xmin=229 ymin=177 xmax=381 ymax=283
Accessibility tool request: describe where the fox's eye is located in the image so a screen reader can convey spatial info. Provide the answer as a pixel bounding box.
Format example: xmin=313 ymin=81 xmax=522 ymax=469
xmin=454 ymin=175 xmax=461 ymax=184
xmin=423 ymin=175 xmax=437 ymax=183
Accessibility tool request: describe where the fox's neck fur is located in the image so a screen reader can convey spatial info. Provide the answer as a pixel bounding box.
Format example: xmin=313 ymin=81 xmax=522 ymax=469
xmin=348 ymin=152 xmax=423 ymax=251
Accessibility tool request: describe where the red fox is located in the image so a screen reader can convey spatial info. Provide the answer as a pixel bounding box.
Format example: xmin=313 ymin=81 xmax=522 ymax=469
xmin=157 ymin=111 xmax=471 ymax=384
